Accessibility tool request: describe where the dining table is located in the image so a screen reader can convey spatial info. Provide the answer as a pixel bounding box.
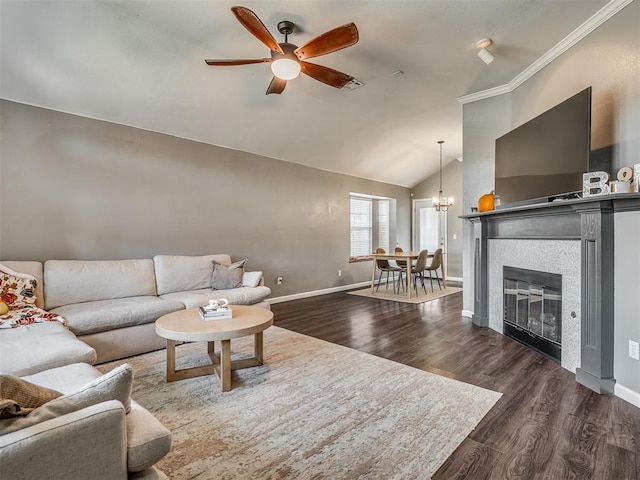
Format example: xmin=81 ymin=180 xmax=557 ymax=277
xmin=371 ymin=251 xmax=446 ymax=298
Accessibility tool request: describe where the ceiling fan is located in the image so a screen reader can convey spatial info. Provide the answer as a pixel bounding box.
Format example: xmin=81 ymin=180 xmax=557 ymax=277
xmin=205 ymin=6 xmax=359 ymax=95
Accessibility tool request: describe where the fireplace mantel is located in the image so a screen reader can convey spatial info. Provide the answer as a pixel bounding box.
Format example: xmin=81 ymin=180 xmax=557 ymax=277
xmin=463 ymin=193 xmax=640 ymax=394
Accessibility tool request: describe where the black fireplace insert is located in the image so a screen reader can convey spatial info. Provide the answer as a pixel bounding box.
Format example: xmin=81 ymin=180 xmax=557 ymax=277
xmin=503 ymin=266 xmax=562 ymax=362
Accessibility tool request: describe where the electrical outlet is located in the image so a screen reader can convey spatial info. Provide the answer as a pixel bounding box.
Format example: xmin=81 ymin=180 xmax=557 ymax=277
xmin=629 ymin=340 xmax=640 ymax=360
xmin=276 ymin=276 xmax=283 ymax=285
xmin=338 ymin=270 xmax=342 ymax=277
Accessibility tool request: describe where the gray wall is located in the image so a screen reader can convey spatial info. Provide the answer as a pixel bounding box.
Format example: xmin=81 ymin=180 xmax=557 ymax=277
xmin=0 ymin=100 xmax=411 ymax=297
xmin=461 ymin=95 xmax=511 ymax=312
xmin=462 ymin=2 xmax=639 ymax=394
xmin=411 ymin=159 xmax=463 ymax=279
xmin=615 ymin=211 xmax=640 ymax=395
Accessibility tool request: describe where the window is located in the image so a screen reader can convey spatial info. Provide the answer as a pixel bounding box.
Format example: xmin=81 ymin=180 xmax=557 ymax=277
xmin=349 ymin=193 xmax=396 ymax=262
xmin=350 ymin=197 xmax=372 ymax=258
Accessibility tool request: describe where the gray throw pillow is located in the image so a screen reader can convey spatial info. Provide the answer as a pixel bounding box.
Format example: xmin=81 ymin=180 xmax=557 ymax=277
xmin=211 ymin=259 xmax=246 ymax=290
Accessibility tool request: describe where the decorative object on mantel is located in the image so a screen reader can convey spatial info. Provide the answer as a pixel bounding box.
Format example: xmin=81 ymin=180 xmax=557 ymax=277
xmin=583 ymin=171 xmax=610 ymax=197
xmin=611 ymin=165 xmax=634 ymax=193
xmin=584 ymin=165 xmax=640 ymax=197
xmin=477 ymin=191 xmax=495 ymax=212
xmin=433 ymin=140 xmax=453 ymax=212
xmin=609 ymin=181 xmax=632 ymax=194
xmin=617 ymin=166 xmax=633 ymax=181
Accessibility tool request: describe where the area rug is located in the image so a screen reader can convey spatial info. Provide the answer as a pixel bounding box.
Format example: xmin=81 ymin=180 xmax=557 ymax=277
xmin=100 ymin=326 xmax=500 ymax=479
xmin=347 ymin=285 xmax=463 ymax=304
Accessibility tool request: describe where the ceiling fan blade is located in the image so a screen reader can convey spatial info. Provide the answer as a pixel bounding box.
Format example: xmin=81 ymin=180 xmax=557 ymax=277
xmin=294 ymin=23 xmax=358 ymax=60
xmin=205 ymin=58 xmax=271 ymax=66
xmin=301 ymin=61 xmax=354 ymax=89
xmin=231 ymin=6 xmax=284 ymax=54
xmin=266 ymin=76 xmax=287 ymax=95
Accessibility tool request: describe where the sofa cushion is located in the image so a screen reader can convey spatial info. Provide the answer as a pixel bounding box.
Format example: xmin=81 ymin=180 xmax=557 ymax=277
xmin=0 ymin=364 xmax=133 ymax=436
xmin=44 ymin=259 xmax=158 ymax=310
xmin=211 ymin=259 xmax=246 ymax=290
xmin=0 ymin=322 xmax=97 ymax=376
xmin=126 ymin=402 xmax=172 ymax=472
xmin=160 ymin=285 xmax=271 ymax=309
xmin=22 ymin=362 xmax=108 ymax=392
xmin=0 ymin=262 xmax=44 ymax=309
xmin=51 ymin=296 xmax=185 ymax=336
xmin=153 ymin=254 xmax=231 ymax=295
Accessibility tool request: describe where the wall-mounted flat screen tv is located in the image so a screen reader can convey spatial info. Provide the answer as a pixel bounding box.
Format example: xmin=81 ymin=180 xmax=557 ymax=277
xmin=495 ymin=87 xmax=592 ymax=206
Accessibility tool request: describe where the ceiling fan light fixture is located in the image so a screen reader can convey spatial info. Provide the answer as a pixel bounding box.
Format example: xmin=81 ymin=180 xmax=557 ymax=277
xmin=271 ymin=41 xmax=301 ymax=80
xmin=271 ymin=58 xmax=301 ymax=80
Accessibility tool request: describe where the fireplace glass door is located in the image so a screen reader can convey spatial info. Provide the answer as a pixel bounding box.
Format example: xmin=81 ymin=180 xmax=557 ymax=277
xmin=503 ymin=267 xmax=562 ymax=362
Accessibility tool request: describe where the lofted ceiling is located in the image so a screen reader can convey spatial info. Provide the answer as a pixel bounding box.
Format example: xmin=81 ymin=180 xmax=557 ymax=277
xmin=0 ymin=0 xmax=610 ymax=187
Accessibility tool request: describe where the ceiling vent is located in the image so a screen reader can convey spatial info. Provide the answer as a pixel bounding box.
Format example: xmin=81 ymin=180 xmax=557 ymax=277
xmin=344 ymin=78 xmax=365 ymax=90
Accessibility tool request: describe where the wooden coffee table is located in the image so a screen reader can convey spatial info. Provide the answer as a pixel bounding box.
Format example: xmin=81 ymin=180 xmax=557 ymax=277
xmin=155 ymin=305 xmax=273 ymax=392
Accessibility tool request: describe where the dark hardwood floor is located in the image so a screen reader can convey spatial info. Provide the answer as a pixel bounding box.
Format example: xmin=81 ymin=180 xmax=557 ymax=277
xmin=271 ymin=287 xmax=640 ymax=479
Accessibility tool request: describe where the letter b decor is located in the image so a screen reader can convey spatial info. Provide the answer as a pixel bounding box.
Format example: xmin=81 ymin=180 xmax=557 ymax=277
xmin=583 ymin=171 xmax=610 ymax=197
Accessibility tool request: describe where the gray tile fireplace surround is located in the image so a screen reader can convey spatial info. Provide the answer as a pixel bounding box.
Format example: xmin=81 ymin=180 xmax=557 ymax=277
xmin=464 ymin=193 xmax=640 ymax=395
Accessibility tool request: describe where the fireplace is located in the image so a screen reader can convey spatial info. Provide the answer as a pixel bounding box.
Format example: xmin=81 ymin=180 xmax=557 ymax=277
xmin=503 ymin=266 xmax=562 ymax=362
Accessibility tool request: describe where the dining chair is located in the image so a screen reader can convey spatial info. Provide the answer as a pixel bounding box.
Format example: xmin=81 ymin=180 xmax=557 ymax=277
xmin=394 ymin=247 xmax=407 ymax=293
xmin=374 ymin=248 xmax=401 ymax=292
xmin=410 ymin=249 xmax=429 ymax=296
xmin=424 ymin=248 xmax=443 ymax=292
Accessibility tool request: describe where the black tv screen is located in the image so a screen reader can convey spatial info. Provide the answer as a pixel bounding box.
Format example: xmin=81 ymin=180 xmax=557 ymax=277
xmin=495 ymin=87 xmax=592 ymax=205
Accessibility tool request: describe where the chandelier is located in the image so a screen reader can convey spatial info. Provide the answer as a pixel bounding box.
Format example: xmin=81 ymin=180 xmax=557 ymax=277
xmin=433 ymin=140 xmax=453 ymax=212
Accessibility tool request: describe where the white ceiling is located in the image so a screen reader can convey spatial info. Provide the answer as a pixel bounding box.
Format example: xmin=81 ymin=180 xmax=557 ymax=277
xmin=0 ymin=0 xmax=609 ymax=187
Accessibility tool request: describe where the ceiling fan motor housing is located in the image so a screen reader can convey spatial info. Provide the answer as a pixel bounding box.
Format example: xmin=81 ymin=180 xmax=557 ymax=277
xmin=272 ymin=42 xmax=299 ymax=61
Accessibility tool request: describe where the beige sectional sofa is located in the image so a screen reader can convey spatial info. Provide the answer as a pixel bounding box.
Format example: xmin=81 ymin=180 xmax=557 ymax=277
xmin=2 ymin=254 xmax=271 ymax=364
xmin=0 ymin=254 xmax=270 ymax=479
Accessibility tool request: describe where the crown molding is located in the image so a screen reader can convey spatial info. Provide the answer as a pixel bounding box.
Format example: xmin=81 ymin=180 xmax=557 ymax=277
xmin=457 ymin=0 xmax=634 ymax=105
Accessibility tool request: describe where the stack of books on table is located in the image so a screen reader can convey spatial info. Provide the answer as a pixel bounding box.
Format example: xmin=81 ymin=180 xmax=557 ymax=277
xmin=199 ymin=306 xmax=232 ymax=321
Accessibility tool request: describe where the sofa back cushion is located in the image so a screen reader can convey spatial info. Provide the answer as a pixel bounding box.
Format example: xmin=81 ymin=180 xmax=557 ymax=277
xmin=44 ymin=259 xmax=157 ymax=310
xmin=153 ymin=254 xmax=231 ymax=296
xmin=0 ymin=261 xmax=44 ymax=309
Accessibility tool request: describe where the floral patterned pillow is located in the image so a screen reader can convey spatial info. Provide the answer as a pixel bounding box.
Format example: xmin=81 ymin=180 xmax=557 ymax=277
xmin=0 ymin=268 xmax=37 ymax=310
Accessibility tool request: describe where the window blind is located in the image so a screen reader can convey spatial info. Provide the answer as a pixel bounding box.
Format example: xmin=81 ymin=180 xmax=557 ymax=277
xmin=377 ymin=199 xmax=390 ymax=253
xmin=350 ymin=197 xmax=372 ymax=257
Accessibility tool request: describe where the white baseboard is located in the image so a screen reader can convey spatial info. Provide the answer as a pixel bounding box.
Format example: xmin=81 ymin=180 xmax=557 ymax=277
xmin=615 ymin=383 xmax=640 ymax=408
xmin=461 ymin=310 xmax=474 ymax=318
xmin=267 ymin=281 xmax=371 ymax=304
xmin=269 ymin=277 xmax=464 ymax=305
